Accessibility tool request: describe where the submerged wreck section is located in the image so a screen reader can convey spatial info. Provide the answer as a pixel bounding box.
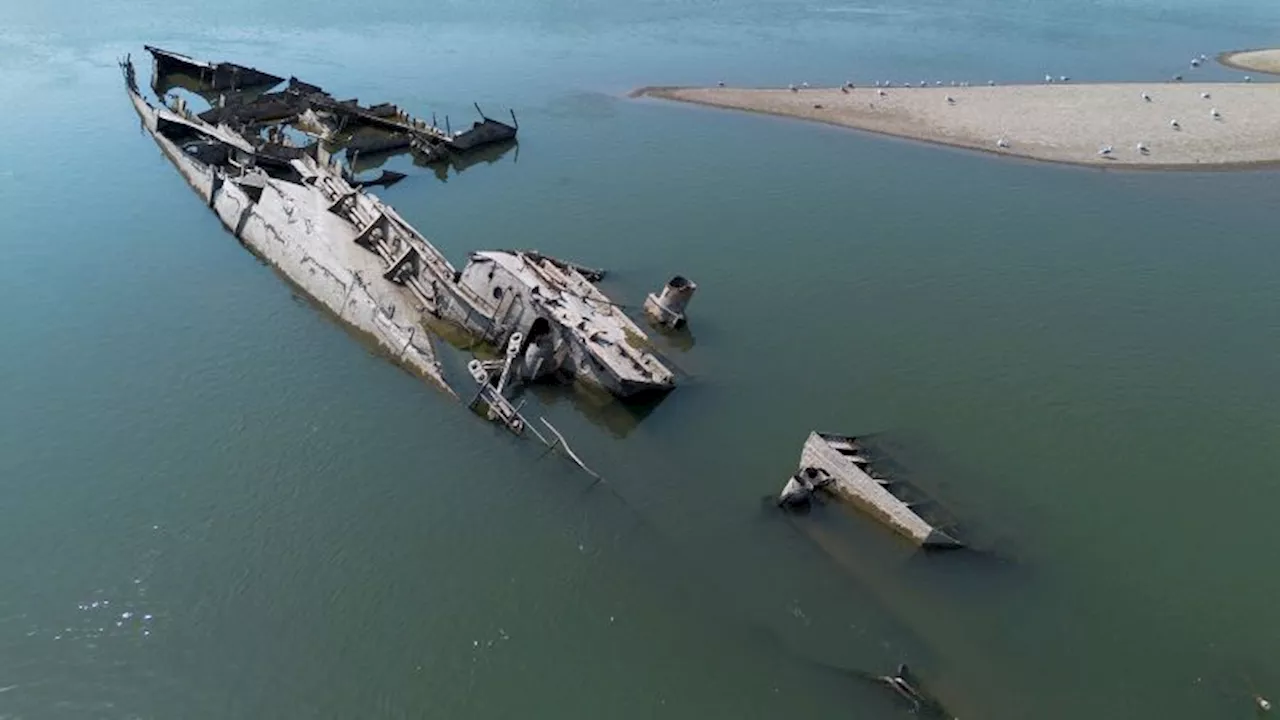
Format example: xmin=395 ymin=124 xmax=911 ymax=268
xmin=779 ymin=432 xmax=962 ymax=549
xmin=144 ymin=45 xmax=517 ymax=167
xmin=123 ymin=57 xmax=452 ymax=392
xmin=122 ymin=49 xmax=676 ymax=405
xmin=146 ymin=45 xmax=284 ymax=94
xmin=457 ymin=251 xmax=676 ymax=397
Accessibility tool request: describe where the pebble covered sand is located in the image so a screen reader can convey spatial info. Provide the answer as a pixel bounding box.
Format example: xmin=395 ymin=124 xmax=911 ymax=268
xmin=639 ymin=82 xmax=1280 ymax=169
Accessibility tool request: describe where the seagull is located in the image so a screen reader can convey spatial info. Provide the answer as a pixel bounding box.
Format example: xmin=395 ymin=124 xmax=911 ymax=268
xmin=1190 ymin=58 xmax=1201 ymax=67
xmin=961 ymin=81 xmax=970 ymax=87
xmin=1245 ymin=75 xmax=1253 ymax=82
xmin=1059 ymin=75 xmax=1069 ymax=82
xmin=1199 ymin=53 xmax=1208 ymax=62
xmin=1170 ymin=118 xmax=1180 ymax=129
xmin=1172 ymin=74 xmax=1183 ymax=82
xmin=1257 ymin=695 xmax=1271 ymax=712
xmin=996 ymin=136 xmax=1010 ymax=148
xmin=877 ymin=89 xmax=887 ymax=97
xmin=1142 ymin=91 xmax=1152 ymax=101
xmin=946 ymin=95 xmax=955 ymax=104
xmin=950 ymin=80 xmax=957 ymax=86
xmin=1045 ymin=74 xmax=1054 ymax=83
xmin=1098 ymin=145 xmax=1113 ymax=156
xmin=988 ymin=80 xmax=996 ymax=86
xmin=920 ymin=80 xmax=928 ymax=87
xmin=801 ymin=81 xmax=809 ymax=88
xmin=717 ymin=81 xmax=725 ymax=87
xmin=885 ymin=81 xmax=893 ymax=87
xmin=935 ymin=80 xmax=943 ymax=86
xmin=874 ymin=80 xmax=881 ymax=87
xmin=1136 ymin=142 xmax=1149 ymax=154
xmin=1211 ymin=107 xmax=1221 ymax=119
xmin=789 ymin=83 xmax=797 ymax=92
xmin=1200 ymin=91 xmax=1210 ymax=99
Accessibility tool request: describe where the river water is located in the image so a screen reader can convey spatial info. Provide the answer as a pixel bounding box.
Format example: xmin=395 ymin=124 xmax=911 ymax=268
xmin=2 ymin=0 xmax=1279 ymax=717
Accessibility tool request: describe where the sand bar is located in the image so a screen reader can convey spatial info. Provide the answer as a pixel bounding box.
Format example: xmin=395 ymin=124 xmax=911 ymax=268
xmin=637 ymin=83 xmax=1280 ymax=169
xmin=1218 ymin=49 xmax=1280 ymax=75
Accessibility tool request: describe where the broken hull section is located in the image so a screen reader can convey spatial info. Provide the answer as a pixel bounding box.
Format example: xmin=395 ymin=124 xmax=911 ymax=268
xmin=125 ymin=79 xmax=453 ymax=396
xmin=456 ymin=251 xmax=677 ymax=398
xmin=145 ymin=45 xmax=284 ymax=93
xmin=784 ymin=432 xmax=963 ymax=549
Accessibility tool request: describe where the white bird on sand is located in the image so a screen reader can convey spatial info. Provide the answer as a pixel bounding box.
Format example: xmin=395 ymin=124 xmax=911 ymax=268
xmin=1211 ymin=107 xmax=1221 ymax=118
xmin=1141 ymin=91 xmax=1152 ymax=101
xmin=996 ymin=136 xmax=1010 ymax=148
xmin=1170 ymin=118 xmax=1180 ymax=129
xmin=801 ymin=81 xmax=809 ymax=88
xmin=1059 ymin=75 xmax=1069 ymax=82
xmin=946 ymin=95 xmax=955 ymax=104
xmin=1172 ymin=74 xmax=1183 ymax=82
xmin=920 ymin=80 xmax=928 ymax=87
xmin=874 ymin=80 xmax=881 ymax=87
xmin=1244 ymin=75 xmax=1252 ymax=82
xmin=988 ymin=80 xmax=996 ymax=86
xmin=885 ymin=81 xmax=893 ymax=87
xmin=1045 ymin=74 xmax=1054 ymax=83
xmin=1098 ymin=145 xmax=1113 ymax=156
xmin=717 ymin=81 xmax=725 ymax=87
xmin=935 ymin=80 xmax=943 ymax=86
xmin=877 ymin=88 xmax=887 ymax=97
xmin=1136 ymin=142 xmax=1149 ymax=154
xmin=1200 ymin=91 xmax=1210 ymax=99
xmin=788 ymin=83 xmax=797 ymax=92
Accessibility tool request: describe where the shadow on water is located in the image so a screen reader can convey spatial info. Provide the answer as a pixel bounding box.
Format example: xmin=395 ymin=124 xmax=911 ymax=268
xmin=645 ymin=320 xmax=696 ymax=353
xmin=152 ymin=72 xmax=281 ymax=105
xmin=847 ymin=430 xmax=1027 ymax=561
xmin=414 ymin=138 xmax=519 ymax=182
xmin=527 ymin=380 xmax=667 ymax=439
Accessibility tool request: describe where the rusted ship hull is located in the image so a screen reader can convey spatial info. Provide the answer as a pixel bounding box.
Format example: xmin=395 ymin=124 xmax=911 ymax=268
xmin=123 ymin=59 xmax=452 ymax=395
xmin=123 ymin=49 xmax=674 ymax=404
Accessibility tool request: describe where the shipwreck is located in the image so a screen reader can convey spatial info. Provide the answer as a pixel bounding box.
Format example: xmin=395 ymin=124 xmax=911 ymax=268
xmin=145 ymin=45 xmax=519 ymax=165
xmin=121 ymin=48 xmax=678 ymax=410
xmin=778 ymin=432 xmax=963 ymax=549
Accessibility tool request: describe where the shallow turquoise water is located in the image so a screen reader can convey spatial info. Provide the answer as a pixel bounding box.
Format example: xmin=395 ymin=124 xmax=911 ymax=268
xmin=2 ymin=0 xmax=1279 ymax=717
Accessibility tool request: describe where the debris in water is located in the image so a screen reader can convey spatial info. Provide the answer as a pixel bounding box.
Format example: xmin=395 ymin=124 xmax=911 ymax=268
xmin=777 ymin=432 xmax=963 ymax=549
xmin=643 ymin=276 xmax=697 ymax=330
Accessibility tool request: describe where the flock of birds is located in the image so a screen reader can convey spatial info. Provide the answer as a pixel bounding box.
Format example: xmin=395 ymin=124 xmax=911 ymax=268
xmin=749 ymin=50 xmax=1253 ymax=161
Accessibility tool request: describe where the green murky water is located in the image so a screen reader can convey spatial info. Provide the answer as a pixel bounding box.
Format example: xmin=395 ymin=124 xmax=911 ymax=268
xmin=2 ymin=0 xmax=1279 ymax=717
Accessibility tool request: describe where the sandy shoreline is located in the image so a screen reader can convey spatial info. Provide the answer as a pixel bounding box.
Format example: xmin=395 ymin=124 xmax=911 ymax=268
xmin=635 ymin=83 xmax=1280 ymax=170
xmin=1218 ymin=49 xmax=1280 ymax=76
